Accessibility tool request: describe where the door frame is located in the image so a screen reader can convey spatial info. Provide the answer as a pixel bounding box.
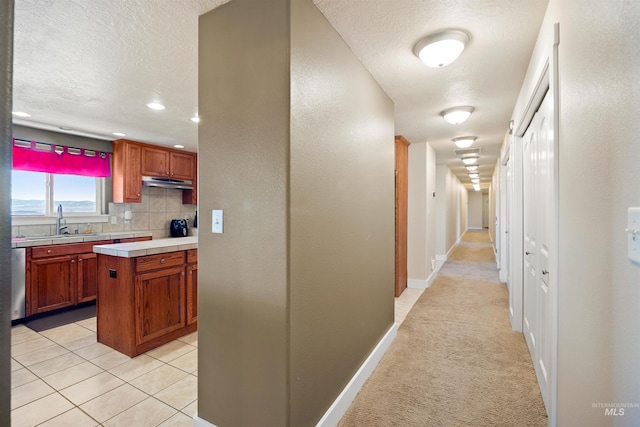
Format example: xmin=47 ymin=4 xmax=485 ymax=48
xmin=509 ymin=23 xmax=560 ymax=427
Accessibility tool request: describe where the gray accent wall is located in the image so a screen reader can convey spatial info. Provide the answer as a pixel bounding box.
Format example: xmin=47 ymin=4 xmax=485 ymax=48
xmin=197 ymin=0 xmax=394 ymax=425
xmin=0 ymin=0 xmax=13 ymax=424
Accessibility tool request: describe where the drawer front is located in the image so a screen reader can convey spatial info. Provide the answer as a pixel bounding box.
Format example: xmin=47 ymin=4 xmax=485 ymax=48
xmin=32 ymin=240 xmax=113 ymax=259
xmin=136 ymin=252 xmax=185 ymax=274
xmin=186 ymin=249 xmax=197 ymax=264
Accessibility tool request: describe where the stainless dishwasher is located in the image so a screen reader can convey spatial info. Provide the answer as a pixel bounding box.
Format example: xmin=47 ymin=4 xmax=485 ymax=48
xmin=11 ymin=248 xmax=26 ymax=320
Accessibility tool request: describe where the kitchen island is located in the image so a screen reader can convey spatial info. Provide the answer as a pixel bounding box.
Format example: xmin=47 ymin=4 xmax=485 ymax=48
xmin=94 ymin=237 xmax=198 ymax=357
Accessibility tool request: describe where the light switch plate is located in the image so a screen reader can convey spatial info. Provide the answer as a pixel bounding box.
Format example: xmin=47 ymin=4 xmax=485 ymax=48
xmin=628 ymin=208 xmax=640 ymax=265
xmin=212 ymin=210 xmax=223 ymax=234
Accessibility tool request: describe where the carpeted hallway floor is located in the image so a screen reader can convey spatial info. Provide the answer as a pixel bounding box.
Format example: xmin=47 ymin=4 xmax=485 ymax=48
xmin=339 ymin=230 xmax=548 ymax=427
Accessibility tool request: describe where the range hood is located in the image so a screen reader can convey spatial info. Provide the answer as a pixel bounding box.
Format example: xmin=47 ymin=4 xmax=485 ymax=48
xmin=142 ymin=176 xmax=194 ymax=190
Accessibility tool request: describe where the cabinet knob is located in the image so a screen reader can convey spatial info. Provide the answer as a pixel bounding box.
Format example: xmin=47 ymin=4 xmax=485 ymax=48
xmin=160 ymin=258 xmax=166 ymax=264
xmin=47 ymin=249 xmax=52 ymax=254
xmin=189 ymin=270 xmax=192 ymax=275
xmin=78 ymin=259 xmax=82 ymax=262
xmin=181 ymin=271 xmax=185 ymax=276
xmin=71 ymin=260 xmax=75 ymax=263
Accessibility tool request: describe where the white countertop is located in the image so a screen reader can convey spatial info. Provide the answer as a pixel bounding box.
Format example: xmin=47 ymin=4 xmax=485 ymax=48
xmin=11 ymin=231 xmax=153 ymax=248
xmin=93 ymin=236 xmax=198 ymax=258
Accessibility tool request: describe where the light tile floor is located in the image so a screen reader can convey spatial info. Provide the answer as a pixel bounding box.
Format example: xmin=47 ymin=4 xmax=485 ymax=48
xmin=11 ymin=316 xmax=197 ymax=427
xmin=11 ymin=293 xmax=421 ymax=426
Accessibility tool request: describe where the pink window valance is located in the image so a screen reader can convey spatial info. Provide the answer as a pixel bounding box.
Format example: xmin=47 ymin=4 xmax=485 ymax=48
xmin=12 ymin=139 xmax=111 ymax=177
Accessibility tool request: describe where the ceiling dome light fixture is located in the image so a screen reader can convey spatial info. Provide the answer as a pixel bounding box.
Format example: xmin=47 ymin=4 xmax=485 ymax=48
xmin=471 ymin=178 xmax=480 ymax=184
xmin=146 ymin=102 xmax=166 ymax=110
xmin=465 ymin=165 xmax=478 ymax=171
xmin=191 ymin=116 xmax=200 ymax=123
xmin=413 ymin=30 xmax=470 ymax=68
xmin=441 ymin=106 xmax=474 ymax=124
xmin=452 ymin=136 xmax=477 ymax=148
xmin=112 ymin=132 xmax=127 ymax=137
xmin=12 ymin=111 xmax=31 ymax=117
xmin=462 ymin=156 xmax=478 ymax=165
xmin=468 ymin=173 xmax=479 ymax=179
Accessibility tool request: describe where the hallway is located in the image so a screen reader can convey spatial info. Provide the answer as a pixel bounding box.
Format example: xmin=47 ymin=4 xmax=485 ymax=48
xmin=339 ymin=230 xmax=547 ymax=426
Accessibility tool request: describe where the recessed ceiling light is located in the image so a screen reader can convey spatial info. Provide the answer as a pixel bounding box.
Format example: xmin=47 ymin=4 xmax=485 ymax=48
xmin=452 ymin=136 xmax=477 ymax=148
xmin=173 ymin=144 xmax=185 ymax=149
xmin=413 ymin=30 xmax=470 ymax=68
xmin=462 ymin=156 xmax=478 ymax=165
xmin=191 ymin=116 xmax=200 ymax=123
xmin=465 ymin=165 xmax=478 ymax=171
xmin=469 ymin=173 xmax=480 ymax=179
xmin=441 ymin=106 xmax=474 ymax=124
xmin=146 ymin=102 xmax=166 ymax=110
xmin=12 ymin=111 xmax=31 ymax=117
xmin=112 ymin=132 xmax=127 ymax=137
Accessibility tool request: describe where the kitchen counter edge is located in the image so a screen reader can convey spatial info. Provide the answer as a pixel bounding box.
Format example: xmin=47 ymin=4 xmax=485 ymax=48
xmin=93 ymin=236 xmax=198 ymax=258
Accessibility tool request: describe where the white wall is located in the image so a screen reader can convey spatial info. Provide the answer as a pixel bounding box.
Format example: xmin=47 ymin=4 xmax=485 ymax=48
xmin=512 ymin=1 xmax=640 ymax=425
xmin=467 ymin=190 xmax=483 ymax=230
xmin=435 ymin=165 xmax=467 ymax=260
xmin=407 ymin=141 xmax=437 ymax=287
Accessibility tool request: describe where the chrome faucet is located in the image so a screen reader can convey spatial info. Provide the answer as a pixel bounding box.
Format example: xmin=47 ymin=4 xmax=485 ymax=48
xmin=56 ymin=204 xmax=68 ymax=235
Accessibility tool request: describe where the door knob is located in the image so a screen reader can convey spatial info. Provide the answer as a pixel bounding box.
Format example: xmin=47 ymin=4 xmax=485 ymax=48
xmin=525 ymin=251 xmax=533 ymax=255
xmin=542 ymin=269 xmax=549 ymax=275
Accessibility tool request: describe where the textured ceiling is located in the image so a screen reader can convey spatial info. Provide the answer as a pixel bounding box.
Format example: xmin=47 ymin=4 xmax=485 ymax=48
xmin=12 ymin=0 xmax=548 ymax=188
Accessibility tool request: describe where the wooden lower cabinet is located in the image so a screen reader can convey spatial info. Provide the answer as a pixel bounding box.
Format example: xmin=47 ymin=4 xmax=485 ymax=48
xmin=78 ymin=252 xmax=98 ymax=303
xmin=25 ymin=237 xmax=152 ymax=317
xmin=97 ymin=250 xmax=197 ymax=357
xmin=186 ymin=263 xmax=198 ymax=325
xmin=29 ymin=255 xmax=77 ymax=314
xmin=135 ymin=266 xmax=186 ymax=345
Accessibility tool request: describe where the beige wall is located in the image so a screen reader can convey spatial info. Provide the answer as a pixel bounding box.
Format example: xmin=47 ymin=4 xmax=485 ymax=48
xmin=197 ymin=0 xmax=394 ymax=425
xmin=436 ymin=165 xmax=467 ymax=258
xmin=407 ymin=142 xmax=437 ymax=284
xmin=467 ymin=190 xmax=483 ymax=229
xmin=512 ymin=0 xmax=640 ymax=424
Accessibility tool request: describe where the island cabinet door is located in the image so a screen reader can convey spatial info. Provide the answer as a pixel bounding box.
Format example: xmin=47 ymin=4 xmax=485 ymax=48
xmin=135 ymin=266 xmax=186 ymax=345
xmin=30 ymin=255 xmax=77 ymax=314
xmin=186 ymin=264 xmax=198 ymax=325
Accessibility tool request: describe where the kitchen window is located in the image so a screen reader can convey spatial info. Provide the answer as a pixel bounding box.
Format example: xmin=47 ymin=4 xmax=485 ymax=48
xmin=11 ymin=170 xmax=103 ymax=216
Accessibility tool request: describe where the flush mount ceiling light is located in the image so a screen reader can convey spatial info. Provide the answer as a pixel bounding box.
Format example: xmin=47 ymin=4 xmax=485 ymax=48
xmin=112 ymin=132 xmax=127 ymax=137
xmin=12 ymin=111 xmax=31 ymax=117
xmin=191 ymin=116 xmax=200 ymax=123
xmin=473 ymin=184 xmax=481 ymax=192
xmin=413 ymin=30 xmax=470 ymax=68
xmin=452 ymin=136 xmax=477 ymax=148
xmin=441 ymin=106 xmax=474 ymax=125
xmin=471 ymin=178 xmax=480 ymax=184
xmin=173 ymin=144 xmax=185 ymax=149
xmin=466 ymin=165 xmax=478 ymax=171
xmin=462 ymin=156 xmax=479 ymax=165
xmin=468 ymin=173 xmax=479 ymax=179
xmin=146 ymin=102 xmax=166 ymax=110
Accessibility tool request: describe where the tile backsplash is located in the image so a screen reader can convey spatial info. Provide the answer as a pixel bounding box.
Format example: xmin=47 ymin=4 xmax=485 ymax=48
xmin=103 ymin=187 xmax=197 ymax=239
xmin=13 ymin=187 xmax=197 ymax=239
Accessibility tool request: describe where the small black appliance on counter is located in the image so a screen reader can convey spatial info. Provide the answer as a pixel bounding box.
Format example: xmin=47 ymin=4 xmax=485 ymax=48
xmin=170 ymin=219 xmax=189 ymax=237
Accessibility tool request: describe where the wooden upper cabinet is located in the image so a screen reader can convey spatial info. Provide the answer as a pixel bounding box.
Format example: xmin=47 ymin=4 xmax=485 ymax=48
xmin=112 ymin=140 xmax=142 ymax=203
xmin=141 ymin=146 xmax=194 ymax=180
xmin=112 ymin=139 xmax=197 ymax=204
xmin=170 ymin=152 xmax=195 ymax=180
xmin=141 ymin=146 xmax=170 ymax=177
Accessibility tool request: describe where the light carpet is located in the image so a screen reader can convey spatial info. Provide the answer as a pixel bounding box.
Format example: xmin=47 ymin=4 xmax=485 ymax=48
xmin=338 ymin=230 xmax=548 ymax=427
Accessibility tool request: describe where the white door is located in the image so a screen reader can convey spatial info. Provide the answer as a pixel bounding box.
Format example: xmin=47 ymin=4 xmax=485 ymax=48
xmin=522 ymin=90 xmax=553 ymax=413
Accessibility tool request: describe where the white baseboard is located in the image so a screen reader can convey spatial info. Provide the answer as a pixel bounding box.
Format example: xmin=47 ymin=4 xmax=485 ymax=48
xmin=316 ymin=323 xmax=397 ymax=426
xmin=193 ymin=414 xmax=215 ymax=427
xmin=192 ymin=324 xmax=398 ymax=427
xmin=407 ymin=278 xmax=428 ymax=289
